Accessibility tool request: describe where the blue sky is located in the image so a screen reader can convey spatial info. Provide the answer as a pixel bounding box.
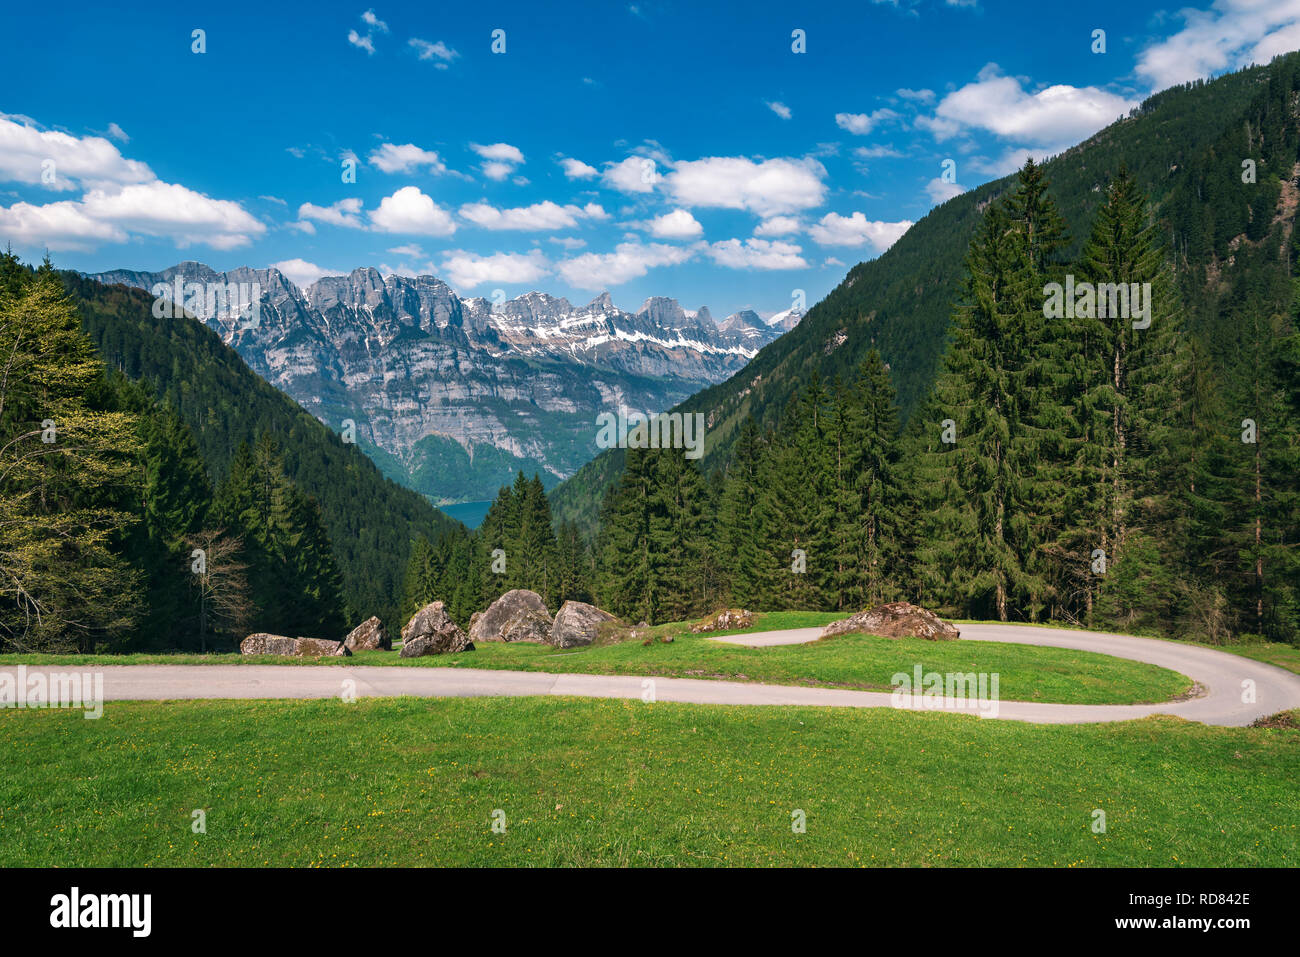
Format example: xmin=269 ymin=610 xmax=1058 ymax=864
xmin=3 ymin=0 xmax=1299 ymax=318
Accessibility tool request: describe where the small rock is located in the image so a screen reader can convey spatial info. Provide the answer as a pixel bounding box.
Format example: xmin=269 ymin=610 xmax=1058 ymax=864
xmin=691 ymin=608 xmax=754 ymax=633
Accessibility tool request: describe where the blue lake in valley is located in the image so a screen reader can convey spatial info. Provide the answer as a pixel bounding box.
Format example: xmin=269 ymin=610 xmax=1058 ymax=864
xmin=438 ymin=500 xmax=492 ymax=529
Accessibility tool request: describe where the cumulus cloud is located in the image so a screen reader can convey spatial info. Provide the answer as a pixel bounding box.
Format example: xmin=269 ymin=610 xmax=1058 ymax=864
xmin=808 ymin=211 xmax=912 ymax=251
xmin=917 ymin=64 xmax=1137 ymax=154
xmin=0 ymin=200 xmax=126 ymax=251
xmin=754 ymin=216 xmax=802 ymax=237
xmin=0 ymin=113 xmax=152 ymax=192
xmin=369 ymin=186 xmax=457 ymax=235
xmin=1137 ymin=0 xmax=1300 ymax=91
xmin=896 ymin=87 xmax=936 ymax=103
xmin=0 ymin=120 xmax=265 ymax=253
xmin=470 ymin=142 xmax=525 ymax=181
xmin=368 ymin=143 xmax=447 ymax=174
xmin=559 ymin=157 xmax=599 ymax=179
xmin=602 ymin=155 xmax=659 ymax=194
xmin=706 ymin=238 xmax=808 ymax=270
xmin=665 ymin=156 xmax=827 ymax=217
xmin=459 ymin=200 xmax=606 ymax=231
xmin=645 ymin=208 xmax=703 ymax=239
xmin=273 ymin=258 xmax=334 ymax=290
xmin=557 ymin=241 xmax=696 ymax=289
xmin=295 ymin=197 xmax=365 ymax=230
xmin=361 ymin=9 xmax=388 ymax=31
xmin=105 ymin=122 xmax=129 ymax=143
xmin=834 ymin=109 xmax=899 ymax=135
xmin=440 ymin=249 xmax=550 ymax=289
xmin=767 ymin=101 xmax=793 ymax=119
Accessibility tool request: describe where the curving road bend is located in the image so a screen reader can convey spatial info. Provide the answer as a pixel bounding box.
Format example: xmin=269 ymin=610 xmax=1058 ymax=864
xmin=3 ymin=624 xmax=1298 ymax=726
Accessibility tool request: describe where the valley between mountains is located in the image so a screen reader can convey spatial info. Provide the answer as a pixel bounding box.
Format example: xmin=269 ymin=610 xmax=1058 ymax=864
xmin=92 ymin=262 xmax=802 ymax=505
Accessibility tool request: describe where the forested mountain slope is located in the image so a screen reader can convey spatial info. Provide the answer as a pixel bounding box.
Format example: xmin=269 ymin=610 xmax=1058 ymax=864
xmin=61 ymin=273 xmax=461 ymax=630
xmin=551 ymin=58 xmax=1282 ymax=532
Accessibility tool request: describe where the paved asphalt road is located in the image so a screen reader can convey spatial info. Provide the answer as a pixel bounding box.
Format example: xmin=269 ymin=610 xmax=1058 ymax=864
xmin=6 ymin=623 xmax=1299 ymax=726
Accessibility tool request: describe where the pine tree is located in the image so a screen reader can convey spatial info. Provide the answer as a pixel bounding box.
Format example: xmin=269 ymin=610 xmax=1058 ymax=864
xmin=0 ymin=272 xmax=145 ymax=651
xmin=718 ymin=417 xmax=765 ymax=607
xmin=913 ymin=197 xmax=1042 ymax=621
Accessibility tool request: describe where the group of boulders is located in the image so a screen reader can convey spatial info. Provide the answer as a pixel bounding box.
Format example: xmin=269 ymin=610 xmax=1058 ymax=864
xmin=239 ymin=589 xmax=621 ymax=659
xmin=238 ymin=615 xmax=392 ymax=658
xmin=238 ymin=594 xmax=960 ymax=659
xmin=396 ymin=589 xmax=620 ymax=658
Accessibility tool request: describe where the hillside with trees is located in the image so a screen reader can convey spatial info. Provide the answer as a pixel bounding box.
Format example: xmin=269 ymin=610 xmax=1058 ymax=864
xmin=0 ymin=256 xmax=458 ymax=651
xmin=551 ymin=55 xmax=1295 ymax=537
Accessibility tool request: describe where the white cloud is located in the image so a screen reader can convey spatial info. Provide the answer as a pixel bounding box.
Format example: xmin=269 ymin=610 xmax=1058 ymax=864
xmin=409 ymin=38 xmax=459 ymax=64
xmin=926 ymin=178 xmax=966 ymax=203
xmin=767 ymin=101 xmax=793 ymax=119
xmin=459 ymin=200 xmax=606 ymax=231
xmin=472 ymin=142 xmax=525 ymax=163
xmin=646 ymin=208 xmax=703 ymax=239
xmin=754 ymin=216 xmax=801 ymax=237
xmin=368 ymin=143 xmax=447 ymax=174
xmin=296 ymin=197 xmax=365 ymax=230
xmin=0 ymin=114 xmax=153 ymax=192
xmin=602 ymin=155 xmax=659 ymax=194
xmin=918 ymin=64 xmax=1137 ymax=153
xmin=470 ymin=143 xmax=525 ymax=181
xmin=559 ymin=157 xmax=599 ymax=179
xmin=347 ymin=30 xmax=375 ymax=54
xmin=0 ymin=114 xmax=265 ymax=252
xmin=896 ymin=87 xmax=936 ymax=103
xmin=549 ymin=236 xmax=587 ymax=250
xmin=440 ymin=249 xmax=550 ymax=289
xmin=1137 ymin=0 xmax=1300 ymax=91
xmin=557 ymin=241 xmax=696 ymax=289
xmin=665 ymin=156 xmax=827 ymax=217
xmin=105 ymin=122 xmax=129 ymax=143
xmin=79 ymin=182 xmax=266 ymax=248
xmin=2 ymin=181 xmax=266 ymax=252
xmin=370 ymin=186 xmax=457 ymax=235
xmin=706 ymin=238 xmax=808 ymax=270
xmin=273 ymin=258 xmax=333 ymax=289
xmin=834 ymin=109 xmax=899 ymax=135
xmin=387 ymin=244 xmax=424 ymax=257
xmin=808 ymin=211 xmax=912 ymax=251
xmin=0 ymin=199 xmax=126 ymax=251
xmin=361 ymin=9 xmax=388 ymax=32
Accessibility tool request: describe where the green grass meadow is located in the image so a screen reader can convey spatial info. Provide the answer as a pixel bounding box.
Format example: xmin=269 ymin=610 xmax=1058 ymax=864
xmin=1 ymin=696 xmax=1296 ymax=867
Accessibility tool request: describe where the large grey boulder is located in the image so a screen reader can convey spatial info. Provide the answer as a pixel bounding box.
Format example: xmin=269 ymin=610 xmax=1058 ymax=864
xmin=343 ymin=616 xmax=389 ymax=652
xmin=400 ymin=602 xmax=473 ymax=657
xmin=240 ymin=634 xmax=351 ymax=657
xmin=470 ymin=589 xmax=553 ymax=644
xmin=549 ymin=601 xmax=618 ymax=649
xmin=819 ymin=602 xmax=960 ymax=642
